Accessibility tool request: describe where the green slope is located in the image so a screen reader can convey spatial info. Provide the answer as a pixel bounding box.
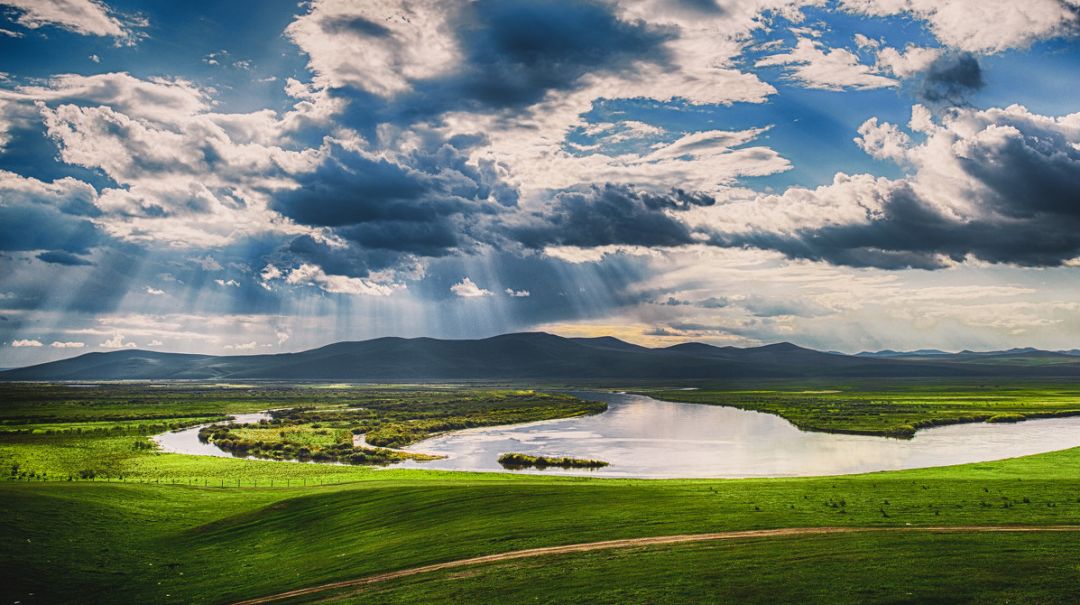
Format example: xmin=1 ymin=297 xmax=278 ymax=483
xmin=4 ymin=444 xmax=1080 ymax=604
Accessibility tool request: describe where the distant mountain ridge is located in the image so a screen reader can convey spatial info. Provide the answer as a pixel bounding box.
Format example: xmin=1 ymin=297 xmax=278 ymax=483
xmin=3 ymin=332 xmax=1080 ymax=381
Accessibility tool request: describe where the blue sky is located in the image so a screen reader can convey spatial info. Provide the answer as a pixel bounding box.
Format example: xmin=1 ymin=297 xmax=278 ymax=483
xmin=1 ymin=0 xmax=1079 ymax=365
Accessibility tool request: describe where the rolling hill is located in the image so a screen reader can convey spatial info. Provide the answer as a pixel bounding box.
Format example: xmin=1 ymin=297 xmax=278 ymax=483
xmin=2 ymin=332 xmax=1080 ymax=381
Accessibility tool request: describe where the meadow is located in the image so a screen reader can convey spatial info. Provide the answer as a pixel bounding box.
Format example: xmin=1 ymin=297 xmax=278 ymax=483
xmin=649 ymin=380 xmax=1080 ymax=437
xmin=2 ymin=381 xmax=1079 ymax=604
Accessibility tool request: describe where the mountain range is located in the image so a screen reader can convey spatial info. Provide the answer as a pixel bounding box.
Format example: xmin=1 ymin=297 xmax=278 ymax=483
xmin=3 ymin=332 xmax=1080 ymax=381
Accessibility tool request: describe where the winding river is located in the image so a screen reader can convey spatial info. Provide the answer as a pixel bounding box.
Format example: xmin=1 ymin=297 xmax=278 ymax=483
xmin=154 ymin=392 xmax=1080 ymax=478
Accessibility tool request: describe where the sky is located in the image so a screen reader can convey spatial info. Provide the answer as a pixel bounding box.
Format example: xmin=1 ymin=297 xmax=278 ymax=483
xmin=1 ymin=0 xmax=1080 ymax=365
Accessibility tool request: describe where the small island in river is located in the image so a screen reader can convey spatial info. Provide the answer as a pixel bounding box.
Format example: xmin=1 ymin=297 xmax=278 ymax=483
xmin=498 ymin=452 xmax=609 ymax=469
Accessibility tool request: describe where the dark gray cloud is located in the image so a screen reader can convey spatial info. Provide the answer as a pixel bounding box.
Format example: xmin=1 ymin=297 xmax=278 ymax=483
xmin=513 ymin=184 xmax=711 ymax=249
xmin=707 ymin=103 xmax=1080 ymax=269
xmin=0 ymin=200 xmax=102 ymax=254
xmin=717 ymin=182 xmax=1080 ymax=270
xmin=439 ymin=0 xmax=672 ymax=109
xmin=271 ymin=138 xmax=515 ymax=260
xmin=674 ymin=0 xmax=726 ymax=15
xmin=917 ymin=52 xmax=984 ymax=104
xmin=329 ymin=0 xmax=671 ymax=132
xmin=36 ymin=251 xmax=93 ymax=266
xmin=959 ymin=126 xmax=1080 ymax=218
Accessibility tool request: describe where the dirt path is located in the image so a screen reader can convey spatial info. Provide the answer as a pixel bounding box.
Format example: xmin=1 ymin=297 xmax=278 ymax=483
xmin=231 ymin=525 xmax=1080 ymax=605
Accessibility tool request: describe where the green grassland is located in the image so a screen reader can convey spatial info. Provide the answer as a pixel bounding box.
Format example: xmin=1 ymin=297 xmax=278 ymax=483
xmin=2 ymin=381 xmax=1080 ymax=604
xmin=0 ymin=385 xmax=603 ymax=480
xmin=648 ymin=381 xmax=1080 ymax=437
xmin=349 ymin=532 xmax=1080 ymax=604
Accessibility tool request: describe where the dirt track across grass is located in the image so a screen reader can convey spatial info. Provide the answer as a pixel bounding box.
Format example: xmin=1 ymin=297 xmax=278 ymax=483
xmin=230 ymin=525 xmax=1080 ymax=604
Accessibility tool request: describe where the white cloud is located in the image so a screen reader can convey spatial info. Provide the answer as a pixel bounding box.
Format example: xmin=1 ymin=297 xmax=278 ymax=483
xmin=462 ymin=119 xmax=790 ymax=196
xmin=681 ymin=102 xmax=1080 ymax=271
xmin=224 ymin=341 xmax=258 ymax=350
xmin=145 ymin=286 xmax=165 ymax=296
xmin=285 ymin=0 xmax=461 ymax=97
xmin=874 ymin=44 xmax=942 ymax=78
xmin=260 ymin=264 xmax=283 ymax=281
xmin=259 ymin=264 xmax=283 ymax=290
xmin=583 ymin=120 xmax=667 ymax=147
xmin=840 ymin=0 xmax=1080 ymax=53
xmin=100 ymin=334 xmax=137 ymax=349
xmin=285 ymin=263 xmax=402 ymax=296
xmin=50 ymin=341 xmax=85 ymax=348
xmin=505 ymin=288 xmax=530 ymax=298
xmin=451 ymin=277 xmax=493 ymax=298
xmin=542 ymin=245 xmax=660 ymax=264
xmin=0 ymin=167 xmax=97 ymax=202
xmin=0 ymin=71 xmax=330 ymax=249
xmin=3 ymin=73 xmax=207 ymax=125
xmin=214 ymin=278 xmax=240 ymax=287
xmin=877 ymin=104 xmax=1080 ymax=220
xmin=147 ymin=339 xmax=163 ymax=347
xmin=756 ymin=38 xmax=897 ymax=91
xmin=11 ymin=339 xmax=43 ymax=347
xmin=36 ymin=100 xmax=321 ymax=247
xmin=853 ymin=33 xmax=880 ymax=49
xmin=0 ymin=0 xmax=141 ymax=41
xmin=423 ymin=0 xmax=788 ymax=201
xmin=855 ymin=117 xmax=912 ymax=162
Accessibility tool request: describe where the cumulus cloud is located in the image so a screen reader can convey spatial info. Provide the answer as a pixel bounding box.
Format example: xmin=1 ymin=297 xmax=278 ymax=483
xmin=50 ymin=341 xmax=84 ymax=348
xmin=451 ymin=277 xmax=493 ymax=297
xmin=145 ymin=286 xmax=165 ymax=296
xmin=505 ymin=288 xmax=530 ymax=297
xmin=214 ymin=278 xmax=240 ymax=287
xmin=11 ymin=338 xmax=43 ymax=347
xmin=855 ymin=117 xmax=912 ymax=162
xmin=696 ymin=104 xmax=1080 ymax=268
xmin=38 ymin=99 xmax=319 ymax=247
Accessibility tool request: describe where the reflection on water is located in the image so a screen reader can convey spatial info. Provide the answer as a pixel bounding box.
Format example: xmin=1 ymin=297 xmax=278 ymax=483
xmin=397 ymin=392 xmax=1080 ymax=478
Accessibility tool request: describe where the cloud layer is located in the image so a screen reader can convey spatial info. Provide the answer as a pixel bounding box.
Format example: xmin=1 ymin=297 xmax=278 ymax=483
xmin=2 ymin=0 xmax=1080 ymax=362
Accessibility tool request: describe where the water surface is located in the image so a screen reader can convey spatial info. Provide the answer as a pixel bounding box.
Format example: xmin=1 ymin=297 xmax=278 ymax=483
xmin=395 ymin=391 xmax=1080 ymax=478
xmin=153 ymin=411 xmax=271 ymax=458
